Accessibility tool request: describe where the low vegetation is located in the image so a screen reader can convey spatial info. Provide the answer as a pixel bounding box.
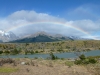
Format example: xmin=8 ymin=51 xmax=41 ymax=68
xmin=74 ymin=54 xmax=97 ymax=65
xmin=49 ymin=52 xmax=59 ymax=60
xmin=0 ymin=67 xmax=18 ymax=73
xmin=0 ymin=52 xmax=99 ymax=75
xmin=0 ymin=40 xmax=100 ymax=75
xmin=0 ymin=40 xmax=100 ymax=55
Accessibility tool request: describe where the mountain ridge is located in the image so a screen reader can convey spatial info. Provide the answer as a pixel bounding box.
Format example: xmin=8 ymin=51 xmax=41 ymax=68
xmin=9 ymin=31 xmax=79 ymax=43
xmin=0 ymin=30 xmax=92 ymax=43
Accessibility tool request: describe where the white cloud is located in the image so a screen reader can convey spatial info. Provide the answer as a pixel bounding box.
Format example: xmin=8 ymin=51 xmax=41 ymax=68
xmin=0 ymin=10 xmax=100 ymax=39
xmin=7 ymin=10 xmax=66 ymax=22
xmin=73 ymin=20 xmax=100 ymax=32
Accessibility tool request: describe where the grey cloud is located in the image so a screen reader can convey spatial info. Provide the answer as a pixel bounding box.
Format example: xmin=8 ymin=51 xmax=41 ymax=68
xmin=66 ymin=4 xmax=100 ymax=20
xmin=72 ymin=20 xmax=100 ymax=32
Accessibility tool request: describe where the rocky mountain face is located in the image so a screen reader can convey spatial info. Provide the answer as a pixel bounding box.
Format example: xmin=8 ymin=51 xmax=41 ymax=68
xmin=0 ymin=30 xmax=18 ymax=42
xmin=10 ymin=31 xmax=74 ymax=43
xmin=0 ymin=30 xmax=87 ymax=43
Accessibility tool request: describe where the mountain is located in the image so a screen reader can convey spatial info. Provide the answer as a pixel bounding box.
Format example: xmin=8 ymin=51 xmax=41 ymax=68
xmin=0 ymin=30 xmax=90 ymax=43
xmin=0 ymin=30 xmax=18 ymax=42
xmin=10 ymin=31 xmax=74 ymax=43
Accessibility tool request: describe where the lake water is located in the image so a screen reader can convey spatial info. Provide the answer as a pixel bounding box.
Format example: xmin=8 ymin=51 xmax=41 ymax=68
xmin=0 ymin=50 xmax=100 ymax=59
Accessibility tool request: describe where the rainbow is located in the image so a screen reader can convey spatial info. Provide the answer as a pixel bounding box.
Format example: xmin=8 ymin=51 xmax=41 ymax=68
xmin=5 ymin=21 xmax=98 ymax=40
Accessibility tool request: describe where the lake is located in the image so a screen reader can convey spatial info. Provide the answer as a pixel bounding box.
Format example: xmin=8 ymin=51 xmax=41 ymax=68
xmin=0 ymin=50 xmax=100 ymax=59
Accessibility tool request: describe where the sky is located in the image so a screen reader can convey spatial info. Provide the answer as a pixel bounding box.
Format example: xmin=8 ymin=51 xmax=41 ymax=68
xmin=0 ymin=0 xmax=100 ymax=40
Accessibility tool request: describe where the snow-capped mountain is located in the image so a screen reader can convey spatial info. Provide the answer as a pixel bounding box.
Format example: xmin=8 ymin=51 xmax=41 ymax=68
xmin=0 ymin=30 xmax=18 ymax=42
xmin=10 ymin=31 xmax=75 ymax=43
xmin=21 ymin=31 xmax=70 ymax=39
xmin=0 ymin=30 xmax=92 ymax=43
xmin=19 ymin=31 xmax=85 ymax=41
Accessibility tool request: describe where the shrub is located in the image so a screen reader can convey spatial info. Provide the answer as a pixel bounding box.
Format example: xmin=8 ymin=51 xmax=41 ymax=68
xmin=89 ymin=58 xmax=97 ymax=64
xmin=0 ymin=51 xmax=3 ymax=54
xmin=4 ymin=50 xmax=10 ymax=55
xmin=35 ymin=51 xmax=39 ymax=53
xmin=50 ymin=52 xmax=55 ymax=60
xmin=0 ymin=58 xmax=15 ymax=66
xmin=49 ymin=52 xmax=59 ymax=60
xmin=83 ymin=59 xmax=89 ymax=64
xmin=74 ymin=55 xmax=97 ymax=65
xmin=79 ymin=54 xmax=86 ymax=60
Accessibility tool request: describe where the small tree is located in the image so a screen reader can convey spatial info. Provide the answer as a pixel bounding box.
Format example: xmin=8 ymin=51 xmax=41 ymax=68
xmin=89 ymin=58 xmax=97 ymax=64
xmin=50 ymin=52 xmax=55 ymax=60
xmin=79 ymin=54 xmax=86 ymax=60
xmin=74 ymin=54 xmax=97 ymax=65
xmin=49 ymin=52 xmax=58 ymax=60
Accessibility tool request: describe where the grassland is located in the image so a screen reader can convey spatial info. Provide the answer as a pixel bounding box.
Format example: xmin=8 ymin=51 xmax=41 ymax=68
xmin=0 ymin=67 xmax=18 ymax=73
xmin=0 ymin=40 xmax=100 ymax=55
xmin=0 ymin=58 xmax=100 ymax=75
xmin=0 ymin=40 xmax=100 ymax=75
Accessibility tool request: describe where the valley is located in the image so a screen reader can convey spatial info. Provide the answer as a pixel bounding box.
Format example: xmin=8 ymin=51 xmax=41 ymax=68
xmin=0 ymin=31 xmax=100 ymax=75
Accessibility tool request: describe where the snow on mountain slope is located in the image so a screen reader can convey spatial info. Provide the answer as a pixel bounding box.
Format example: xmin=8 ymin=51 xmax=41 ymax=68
xmin=0 ymin=30 xmax=18 ymax=42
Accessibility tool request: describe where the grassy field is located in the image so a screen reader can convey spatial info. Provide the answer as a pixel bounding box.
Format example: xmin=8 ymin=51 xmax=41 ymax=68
xmin=0 ymin=40 xmax=100 ymax=55
xmin=0 ymin=67 xmax=18 ymax=73
xmin=0 ymin=58 xmax=100 ymax=75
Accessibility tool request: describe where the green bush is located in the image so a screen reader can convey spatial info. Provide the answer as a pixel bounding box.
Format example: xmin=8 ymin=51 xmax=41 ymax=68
xmin=74 ymin=54 xmax=97 ymax=65
xmin=0 ymin=51 xmax=3 ymax=54
xmin=89 ymin=58 xmax=97 ymax=64
xmin=83 ymin=59 xmax=89 ymax=64
xmin=35 ymin=51 xmax=39 ymax=53
xmin=49 ymin=52 xmax=59 ymax=60
xmin=79 ymin=54 xmax=86 ymax=60
xmin=4 ymin=50 xmax=10 ymax=55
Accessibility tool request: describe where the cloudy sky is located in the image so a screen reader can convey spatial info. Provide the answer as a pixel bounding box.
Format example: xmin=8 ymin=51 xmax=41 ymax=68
xmin=0 ymin=0 xmax=100 ymax=40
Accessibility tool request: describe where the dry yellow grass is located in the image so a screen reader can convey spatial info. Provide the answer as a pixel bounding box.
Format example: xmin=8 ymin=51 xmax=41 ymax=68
xmin=0 ymin=58 xmax=98 ymax=75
